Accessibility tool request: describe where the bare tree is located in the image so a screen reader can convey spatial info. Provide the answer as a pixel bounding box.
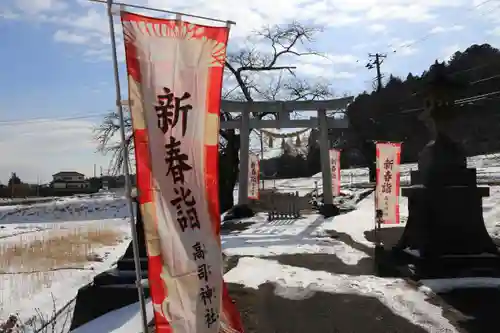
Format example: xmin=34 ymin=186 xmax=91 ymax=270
xmin=94 ymin=107 xmax=134 ymax=175
xmin=94 ymin=21 xmax=334 ymax=211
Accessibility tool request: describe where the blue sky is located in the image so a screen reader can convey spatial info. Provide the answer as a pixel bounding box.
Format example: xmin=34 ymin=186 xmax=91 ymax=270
xmin=0 ymin=0 xmax=499 ymax=184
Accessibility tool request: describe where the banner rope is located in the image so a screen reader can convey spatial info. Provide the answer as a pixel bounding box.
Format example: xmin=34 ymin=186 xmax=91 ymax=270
xmin=258 ymin=128 xmax=310 ymax=139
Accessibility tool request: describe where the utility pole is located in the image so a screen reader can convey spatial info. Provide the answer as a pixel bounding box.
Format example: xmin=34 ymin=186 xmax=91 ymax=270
xmin=367 ymin=53 xmax=387 ymax=92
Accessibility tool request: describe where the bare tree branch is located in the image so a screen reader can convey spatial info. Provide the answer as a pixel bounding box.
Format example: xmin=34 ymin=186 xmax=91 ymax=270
xmin=93 ymin=110 xmax=134 ymax=176
xmin=94 ymin=21 xmax=331 ymax=180
xmin=224 ymin=21 xmax=324 ymax=111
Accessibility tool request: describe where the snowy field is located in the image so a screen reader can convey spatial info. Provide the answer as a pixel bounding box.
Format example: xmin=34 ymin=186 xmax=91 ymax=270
xmin=0 ymin=193 xmax=133 ymax=331
xmin=1 ymin=153 xmax=500 ymax=332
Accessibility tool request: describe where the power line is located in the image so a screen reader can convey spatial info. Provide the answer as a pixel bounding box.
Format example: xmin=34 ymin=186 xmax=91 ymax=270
xmin=384 ymin=89 xmax=500 ymax=117
xmin=389 ymin=0 xmax=499 ymax=55
xmin=0 ymin=112 xmax=108 ymax=127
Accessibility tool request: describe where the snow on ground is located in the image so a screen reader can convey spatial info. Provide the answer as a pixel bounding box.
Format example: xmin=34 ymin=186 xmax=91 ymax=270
xmin=0 ymin=219 xmax=131 ymax=326
xmin=0 ymin=194 xmax=130 ymax=223
xmin=222 ymin=213 xmax=369 ymax=265
xmin=225 ymin=257 xmax=458 ymax=332
xmin=71 ymin=299 xmax=154 ymax=333
xmin=313 ymin=187 xmax=500 ymax=249
xmin=0 ymin=193 xmax=134 ymax=330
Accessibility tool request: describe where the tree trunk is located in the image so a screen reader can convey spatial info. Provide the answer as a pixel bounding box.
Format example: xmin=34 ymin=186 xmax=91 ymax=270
xmin=360 ymin=140 xmax=377 ymax=183
xmin=219 ymin=132 xmax=240 ymax=214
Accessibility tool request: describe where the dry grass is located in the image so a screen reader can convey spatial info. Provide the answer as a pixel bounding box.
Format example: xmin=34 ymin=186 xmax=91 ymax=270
xmin=0 ymin=226 xmax=128 ymax=313
xmin=0 ymin=226 xmax=126 ymax=272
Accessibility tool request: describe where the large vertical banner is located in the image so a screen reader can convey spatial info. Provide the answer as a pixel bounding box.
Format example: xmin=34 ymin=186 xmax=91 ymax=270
xmin=248 ymin=154 xmax=260 ymax=200
xmin=122 ymin=12 xmax=244 ymax=333
xmin=329 ymin=149 xmax=341 ymax=196
xmin=375 ymin=142 xmax=401 ymax=224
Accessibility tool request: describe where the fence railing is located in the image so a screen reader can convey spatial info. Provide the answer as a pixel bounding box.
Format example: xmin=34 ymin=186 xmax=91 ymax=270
xmin=267 ymin=191 xmax=301 ymax=221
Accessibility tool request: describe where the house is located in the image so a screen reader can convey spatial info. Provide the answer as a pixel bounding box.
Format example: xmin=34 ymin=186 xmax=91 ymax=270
xmin=51 ymin=171 xmax=90 ymax=190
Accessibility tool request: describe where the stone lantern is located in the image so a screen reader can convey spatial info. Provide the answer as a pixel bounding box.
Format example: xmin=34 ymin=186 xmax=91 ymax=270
xmin=391 ymin=63 xmax=499 ymax=277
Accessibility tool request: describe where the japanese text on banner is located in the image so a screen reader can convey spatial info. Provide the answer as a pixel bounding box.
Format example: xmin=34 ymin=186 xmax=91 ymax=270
xmin=248 ymin=154 xmax=260 ymax=200
xmin=155 ymin=88 xmax=220 ymax=329
xmin=329 ymin=149 xmax=341 ymax=197
xmin=375 ymin=142 xmax=401 ymax=224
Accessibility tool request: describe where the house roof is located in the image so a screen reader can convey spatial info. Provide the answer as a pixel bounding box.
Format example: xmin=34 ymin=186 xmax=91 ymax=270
xmin=52 ymin=171 xmax=85 ymax=177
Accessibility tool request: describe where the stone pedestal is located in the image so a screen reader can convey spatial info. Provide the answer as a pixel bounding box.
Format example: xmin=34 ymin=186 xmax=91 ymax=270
xmin=390 ymin=169 xmax=500 ymax=278
xmin=398 ymin=169 xmax=497 ymax=256
xmin=319 ymin=203 xmax=340 ymax=218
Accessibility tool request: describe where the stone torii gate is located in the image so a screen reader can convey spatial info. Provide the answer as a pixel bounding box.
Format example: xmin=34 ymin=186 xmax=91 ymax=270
xmin=220 ymin=97 xmax=353 ymax=216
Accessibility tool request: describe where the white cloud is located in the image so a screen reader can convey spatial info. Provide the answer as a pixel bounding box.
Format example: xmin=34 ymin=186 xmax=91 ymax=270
xmin=295 ymin=62 xmax=355 ymax=80
xmin=298 ymin=53 xmax=359 ymax=66
xmin=365 ymin=4 xmax=435 ymax=22
xmin=2 ymin=0 xmax=485 ymax=65
xmin=389 ymin=38 xmax=418 ymax=56
xmin=332 ymin=71 xmax=356 ymax=79
xmin=489 ymin=27 xmax=500 ymax=36
xmin=0 ymin=118 xmax=109 ymax=184
xmin=0 ymin=9 xmax=19 ymax=20
xmin=53 ymin=29 xmax=89 ymax=44
xmin=368 ymin=23 xmax=387 ymax=33
xmin=430 ymin=25 xmax=464 ymax=34
xmin=14 ymin=0 xmax=67 ymax=14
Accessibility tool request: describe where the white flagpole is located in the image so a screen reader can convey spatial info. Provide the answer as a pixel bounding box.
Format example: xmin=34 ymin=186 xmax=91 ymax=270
xmin=105 ymin=1 xmax=149 ymax=332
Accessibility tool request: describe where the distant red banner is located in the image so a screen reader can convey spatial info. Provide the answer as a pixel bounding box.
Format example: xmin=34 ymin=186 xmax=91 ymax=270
xmin=121 ymin=11 xmax=244 ymax=333
xmin=328 ymin=149 xmax=341 ymax=196
xmin=248 ymin=154 xmax=260 ymax=200
xmin=375 ymin=142 xmax=401 ymax=224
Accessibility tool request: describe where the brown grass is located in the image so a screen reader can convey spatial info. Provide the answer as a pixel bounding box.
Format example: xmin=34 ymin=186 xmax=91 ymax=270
xmin=0 ymin=226 xmax=126 ymax=272
xmin=0 ymin=226 xmax=128 ymax=316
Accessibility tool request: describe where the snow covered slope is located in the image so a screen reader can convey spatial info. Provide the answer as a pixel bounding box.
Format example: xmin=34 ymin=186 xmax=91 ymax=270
xmin=0 ymin=194 xmax=131 ymax=224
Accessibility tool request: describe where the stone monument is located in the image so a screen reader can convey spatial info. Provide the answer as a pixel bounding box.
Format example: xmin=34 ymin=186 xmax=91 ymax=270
xmin=392 ymin=63 xmax=499 ymax=277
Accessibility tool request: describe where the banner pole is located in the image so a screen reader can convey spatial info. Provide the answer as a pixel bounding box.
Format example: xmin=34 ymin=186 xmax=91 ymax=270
xmin=105 ymin=1 xmax=149 ymax=332
xmin=90 ymin=0 xmax=235 ymax=25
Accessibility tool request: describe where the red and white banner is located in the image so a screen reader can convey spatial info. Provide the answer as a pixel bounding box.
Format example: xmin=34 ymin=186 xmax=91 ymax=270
xmin=248 ymin=154 xmax=260 ymax=200
xmin=375 ymin=142 xmax=401 ymax=224
xmin=122 ymin=12 xmax=243 ymax=333
xmin=329 ymin=149 xmax=341 ymax=196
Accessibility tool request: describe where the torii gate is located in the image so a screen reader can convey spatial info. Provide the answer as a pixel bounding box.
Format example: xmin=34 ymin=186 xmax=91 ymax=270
xmin=220 ymin=96 xmax=353 ymax=214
